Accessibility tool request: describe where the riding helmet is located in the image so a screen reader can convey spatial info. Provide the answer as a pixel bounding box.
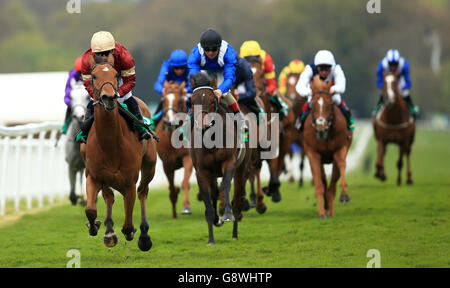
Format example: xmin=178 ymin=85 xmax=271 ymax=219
xmin=169 ymin=49 xmax=188 ymax=67
xmin=200 ymin=29 xmax=222 ymax=49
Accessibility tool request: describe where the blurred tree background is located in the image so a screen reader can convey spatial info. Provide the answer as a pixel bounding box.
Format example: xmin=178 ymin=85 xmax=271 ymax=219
xmin=0 ymin=0 xmax=448 ymax=117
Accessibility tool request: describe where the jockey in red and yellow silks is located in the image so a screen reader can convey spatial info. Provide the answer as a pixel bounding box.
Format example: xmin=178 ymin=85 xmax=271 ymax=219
xmin=240 ymin=40 xmax=289 ymax=119
xmin=278 ymin=59 xmax=305 ymax=96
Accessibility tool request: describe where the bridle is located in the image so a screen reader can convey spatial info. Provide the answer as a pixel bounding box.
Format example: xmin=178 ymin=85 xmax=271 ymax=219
xmin=162 ymin=89 xmax=185 ymax=131
xmin=311 ymin=90 xmax=334 ymax=133
xmin=90 ymin=62 xmax=119 ymax=110
xmin=192 ymin=86 xmax=219 ymax=131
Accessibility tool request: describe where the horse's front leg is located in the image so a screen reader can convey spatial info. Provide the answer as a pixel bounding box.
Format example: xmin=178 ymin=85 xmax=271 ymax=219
xmin=102 ymin=187 xmax=117 ymax=247
xmin=334 ymin=147 xmax=350 ymax=204
xmin=181 ymin=155 xmax=194 ymax=214
xmin=375 ymin=140 xmax=387 ymax=181
xmin=220 ymin=158 xmax=236 ymax=222
xmin=306 ymin=149 xmax=326 ymax=218
xmin=68 ymin=165 xmax=78 ymax=205
xmin=121 ymin=184 xmax=137 ymax=241
xmin=85 ymin=175 xmax=101 ymax=236
xmin=197 ymin=169 xmax=215 ymax=245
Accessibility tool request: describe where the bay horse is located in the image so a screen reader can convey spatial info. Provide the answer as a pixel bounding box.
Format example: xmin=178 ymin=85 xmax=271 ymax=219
xmin=189 ymin=72 xmax=252 ymax=245
xmin=155 ymin=80 xmax=194 ymax=218
xmin=373 ymin=72 xmax=415 ymax=185
xmin=65 ymin=81 xmax=90 ymax=205
xmin=303 ymin=76 xmax=352 ymax=218
xmin=81 ymin=54 xmax=157 ymax=251
xmin=283 ymin=72 xmax=307 ymax=186
xmin=248 ymin=58 xmax=294 ymax=203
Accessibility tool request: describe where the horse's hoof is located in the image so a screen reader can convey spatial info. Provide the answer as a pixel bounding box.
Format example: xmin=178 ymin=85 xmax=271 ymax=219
xmin=138 ymin=234 xmax=152 ymax=252
xmin=407 ymin=179 xmax=413 ymax=185
xmin=318 ymin=215 xmax=327 ymax=220
xmin=241 ymin=198 xmax=250 ymax=212
xmin=122 ymin=227 xmax=137 ymax=241
xmin=339 ymin=195 xmax=350 ymax=203
xmin=288 ymin=176 xmax=295 ymax=183
xmin=181 ymin=207 xmax=192 ymax=215
xmin=197 ymin=192 xmax=203 ymax=201
xmin=262 ymin=186 xmax=272 ymax=196
xmin=207 ymin=241 xmax=215 ymax=246
xmin=271 ymin=191 xmax=281 ymax=203
xmin=104 ymin=232 xmax=118 ymax=247
xmin=69 ymin=194 xmax=78 ymax=205
xmin=249 ymin=200 xmax=256 ymax=208
xmin=256 ymin=204 xmax=267 ymax=214
xmin=86 ymin=220 xmax=101 ymax=236
xmin=221 ymin=212 xmax=235 ymax=222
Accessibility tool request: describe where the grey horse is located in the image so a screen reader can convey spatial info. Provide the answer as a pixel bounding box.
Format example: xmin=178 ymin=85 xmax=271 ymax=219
xmin=65 ymin=81 xmax=90 ymax=205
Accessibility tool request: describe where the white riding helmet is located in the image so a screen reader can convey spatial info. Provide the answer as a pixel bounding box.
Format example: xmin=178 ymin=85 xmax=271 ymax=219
xmin=386 ymin=49 xmax=401 ymax=64
xmin=91 ymin=31 xmax=115 ymax=53
xmin=314 ymin=50 xmax=336 ymax=67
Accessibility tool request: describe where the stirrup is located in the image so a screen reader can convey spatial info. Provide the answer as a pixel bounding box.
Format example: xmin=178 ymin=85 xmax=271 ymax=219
xmin=75 ymin=131 xmax=87 ymax=144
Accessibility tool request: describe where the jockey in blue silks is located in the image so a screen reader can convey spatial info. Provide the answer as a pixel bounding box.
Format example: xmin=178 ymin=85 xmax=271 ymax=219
xmin=187 ymin=28 xmax=248 ymax=133
xmin=375 ymin=49 xmax=419 ymax=117
xmin=152 ymin=49 xmax=191 ymax=127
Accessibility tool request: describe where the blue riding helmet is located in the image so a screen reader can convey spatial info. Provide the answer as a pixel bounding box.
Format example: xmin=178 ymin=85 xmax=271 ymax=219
xmin=386 ymin=49 xmax=400 ymax=64
xmin=169 ymin=49 xmax=188 ymax=67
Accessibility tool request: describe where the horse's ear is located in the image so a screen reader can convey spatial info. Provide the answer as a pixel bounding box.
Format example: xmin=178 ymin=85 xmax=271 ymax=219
xmin=88 ymin=54 xmax=96 ymax=69
xmin=210 ymin=76 xmax=217 ymax=90
xmin=190 ymin=74 xmax=196 ymax=89
xmin=163 ymin=80 xmax=169 ymax=89
xmin=180 ymin=81 xmax=186 ymax=90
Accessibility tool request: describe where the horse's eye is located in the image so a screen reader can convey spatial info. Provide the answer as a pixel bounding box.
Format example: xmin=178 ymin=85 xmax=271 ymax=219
xmin=92 ymin=75 xmax=96 ymax=80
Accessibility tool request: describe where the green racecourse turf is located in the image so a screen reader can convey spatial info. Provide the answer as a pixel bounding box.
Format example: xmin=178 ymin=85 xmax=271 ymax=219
xmin=0 ymin=128 xmax=449 ymax=268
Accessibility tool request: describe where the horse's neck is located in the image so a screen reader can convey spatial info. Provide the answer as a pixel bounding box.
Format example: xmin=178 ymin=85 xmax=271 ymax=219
xmin=93 ymin=108 xmax=123 ymax=149
xmin=383 ymin=95 xmax=409 ymax=124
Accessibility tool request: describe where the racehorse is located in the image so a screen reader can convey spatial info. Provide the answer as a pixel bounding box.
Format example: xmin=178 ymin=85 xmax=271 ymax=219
xmin=80 ymin=54 xmax=157 ymax=251
xmin=373 ymin=72 xmax=415 ymax=185
xmin=248 ymin=58 xmax=294 ymax=203
xmin=155 ymin=80 xmax=194 ymax=218
xmin=283 ymin=72 xmax=307 ymax=186
xmin=65 ymin=81 xmax=90 ymax=205
xmin=189 ymin=72 xmax=252 ymax=244
xmin=303 ymin=76 xmax=352 ymax=218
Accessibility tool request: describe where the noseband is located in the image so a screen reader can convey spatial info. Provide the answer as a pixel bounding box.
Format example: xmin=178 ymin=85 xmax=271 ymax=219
xmin=192 ymin=86 xmax=219 ymax=128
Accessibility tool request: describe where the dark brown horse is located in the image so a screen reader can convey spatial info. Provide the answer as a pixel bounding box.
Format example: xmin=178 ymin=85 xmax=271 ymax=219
xmin=283 ymin=72 xmax=307 ymax=186
xmin=303 ymin=76 xmax=352 ymax=218
xmin=155 ymin=81 xmax=194 ymax=218
xmin=81 ymin=54 xmax=157 ymax=251
xmin=248 ymin=58 xmax=294 ymax=202
xmin=373 ymin=72 xmax=415 ymax=185
xmin=189 ymin=72 xmax=252 ymax=244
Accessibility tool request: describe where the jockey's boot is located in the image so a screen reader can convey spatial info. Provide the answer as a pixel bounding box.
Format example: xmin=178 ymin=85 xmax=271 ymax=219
xmin=372 ymin=94 xmax=384 ymax=116
xmin=339 ymin=102 xmax=355 ymax=131
xmin=269 ymin=94 xmax=289 ymax=121
xmin=294 ymin=101 xmax=310 ymax=133
xmin=403 ymin=95 xmax=419 ymax=119
xmin=124 ymin=97 xmax=152 ymax=141
xmin=238 ymin=98 xmax=263 ymax=124
xmin=151 ymin=99 xmax=164 ymax=127
xmin=76 ymin=100 xmax=94 ymax=144
xmin=62 ymin=106 xmax=72 ymax=135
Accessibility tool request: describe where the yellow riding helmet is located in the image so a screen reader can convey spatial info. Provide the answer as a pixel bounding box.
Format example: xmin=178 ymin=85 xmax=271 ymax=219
xmin=91 ymin=31 xmax=115 ymax=53
xmin=289 ymin=59 xmax=305 ymax=74
xmin=240 ymin=40 xmax=262 ymax=58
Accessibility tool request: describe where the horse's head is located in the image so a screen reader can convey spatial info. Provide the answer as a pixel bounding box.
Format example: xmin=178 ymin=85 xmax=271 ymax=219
xmin=88 ymin=53 xmax=119 ymax=112
xmin=162 ymin=80 xmax=186 ymax=131
xmin=246 ymin=56 xmax=265 ymax=95
xmin=383 ymin=72 xmax=400 ymax=107
xmin=70 ymin=81 xmax=90 ymax=123
xmin=310 ymin=76 xmax=334 ymax=140
xmin=286 ymin=72 xmax=301 ymax=101
xmin=190 ymin=72 xmax=218 ymax=130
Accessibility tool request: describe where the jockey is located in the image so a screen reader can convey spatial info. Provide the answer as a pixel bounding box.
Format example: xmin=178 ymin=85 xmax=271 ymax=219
xmin=187 ymin=28 xmax=248 ymax=133
xmin=278 ymin=59 xmax=305 ymax=96
xmin=376 ymin=49 xmax=419 ymax=117
xmin=294 ymin=50 xmax=354 ymax=132
xmin=233 ymin=56 xmax=263 ymax=121
xmin=62 ymin=56 xmax=83 ymax=134
xmin=239 ymin=40 xmax=289 ymax=120
xmin=77 ymin=31 xmax=151 ymax=143
xmin=152 ymin=49 xmax=191 ymax=127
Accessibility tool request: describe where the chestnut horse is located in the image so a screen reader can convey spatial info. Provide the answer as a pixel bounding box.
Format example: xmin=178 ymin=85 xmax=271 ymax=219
xmin=283 ymin=72 xmax=307 ymax=186
xmin=373 ymin=72 xmax=415 ymax=185
xmin=303 ymin=76 xmax=352 ymax=218
xmin=248 ymin=58 xmax=294 ymax=203
xmin=189 ymin=72 xmax=252 ymax=244
xmin=155 ymin=81 xmax=194 ymax=218
xmin=81 ymin=54 xmax=157 ymax=251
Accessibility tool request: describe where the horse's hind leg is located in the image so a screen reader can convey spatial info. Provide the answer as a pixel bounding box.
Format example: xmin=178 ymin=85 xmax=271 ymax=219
xmin=102 ymin=187 xmax=118 ymax=247
xmin=255 ymin=169 xmax=267 ymax=214
xmin=375 ymin=141 xmax=387 ymax=181
xmin=68 ymin=165 xmax=78 ymax=205
xmin=397 ymin=145 xmax=405 ymax=186
xmin=136 ymin=154 xmax=156 ymax=251
xmin=163 ymin=163 xmax=179 ymax=219
xmin=406 ymin=144 xmax=413 ymax=185
xmin=299 ymin=150 xmax=305 ymax=187
xmin=85 ymin=175 xmax=101 ymax=236
xmin=327 ymin=162 xmax=340 ymax=217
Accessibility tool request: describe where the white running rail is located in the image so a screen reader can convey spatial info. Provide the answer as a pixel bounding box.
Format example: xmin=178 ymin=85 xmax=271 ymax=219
xmin=0 ymin=122 xmax=69 ymax=216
